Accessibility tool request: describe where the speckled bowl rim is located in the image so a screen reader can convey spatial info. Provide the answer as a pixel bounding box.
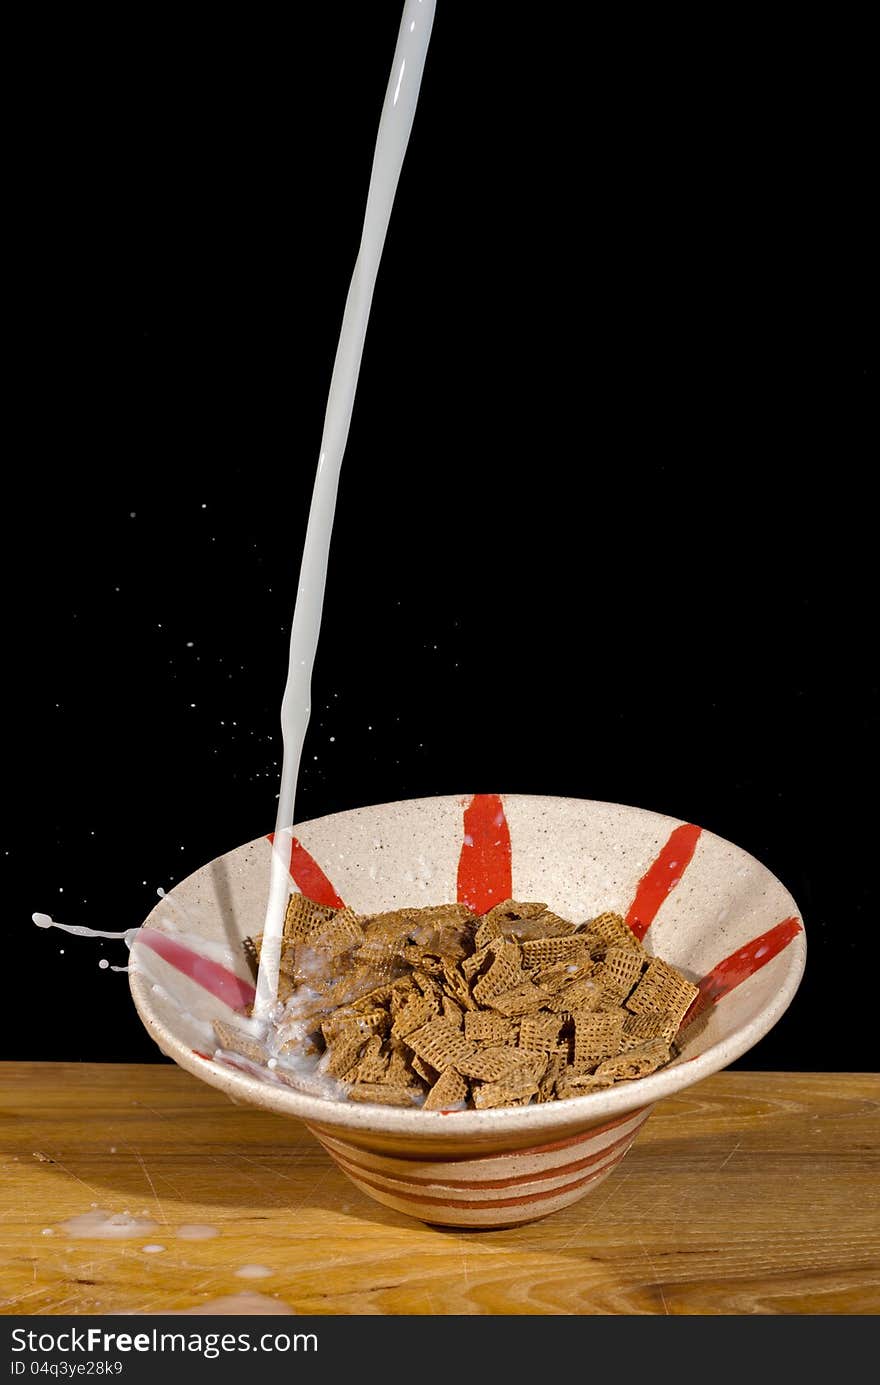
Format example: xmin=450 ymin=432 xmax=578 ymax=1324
xmin=130 ymin=794 xmax=806 ymax=1139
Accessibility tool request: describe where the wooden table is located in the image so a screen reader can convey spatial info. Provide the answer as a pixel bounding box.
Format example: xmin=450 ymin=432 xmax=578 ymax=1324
xmin=1 ymin=1063 xmax=878 ymax=1315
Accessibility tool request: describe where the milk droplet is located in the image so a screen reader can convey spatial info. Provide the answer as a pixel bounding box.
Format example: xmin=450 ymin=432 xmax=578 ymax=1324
xmin=175 ymin=1224 xmax=219 ymax=1241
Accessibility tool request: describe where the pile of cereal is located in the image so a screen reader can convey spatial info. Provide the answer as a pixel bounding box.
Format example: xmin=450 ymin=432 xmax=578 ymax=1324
xmin=216 ymin=896 xmax=700 ymax=1110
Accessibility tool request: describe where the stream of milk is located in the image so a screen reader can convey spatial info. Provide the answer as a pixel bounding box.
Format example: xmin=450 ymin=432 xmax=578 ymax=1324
xmin=31 ymin=2 xmax=438 ymax=1045
xmin=253 ymin=0 xmax=437 ymax=1021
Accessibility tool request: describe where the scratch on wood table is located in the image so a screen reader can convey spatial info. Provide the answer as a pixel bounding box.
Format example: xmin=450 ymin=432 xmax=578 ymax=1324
xmin=718 ymin=1139 xmax=743 ymax=1171
xmin=129 ymin=1148 xmax=169 ymax=1226
xmin=1 ymin=1064 xmax=878 ymax=1316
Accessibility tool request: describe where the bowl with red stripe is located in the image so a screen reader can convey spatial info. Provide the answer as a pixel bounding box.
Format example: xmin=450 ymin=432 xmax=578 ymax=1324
xmin=129 ymin=793 xmax=805 ymax=1228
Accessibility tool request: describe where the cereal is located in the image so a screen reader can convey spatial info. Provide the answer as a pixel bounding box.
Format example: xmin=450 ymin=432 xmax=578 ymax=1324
xmin=347 ymin=1083 xmax=421 ymax=1107
xmin=519 ymin=911 xmax=578 ymax=939
xmin=487 ymin=981 xmax=551 ymax=1015
xmin=461 ymin=944 xmax=493 ymax=981
xmin=412 ymin=971 xmax=443 ymax=1007
xmin=473 ymin=1071 xmax=541 ymax=1109
xmin=323 ymin=1031 xmax=367 ymax=1079
xmin=410 ymin=1054 xmax=438 ymax=1085
xmin=284 ymin=893 xmax=339 ymax=943
xmin=587 ymin=911 xmax=642 ymax=950
xmin=248 ymin=894 xmax=697 ymax=1109
xmin=412 ymin=903 xmax=474 ymax=926
xmin=457 ymin=1044 xmax=547 ymax=1083
xmin=573 ymin=1011 xmax=625 ymax=1069
xmin=324 ymin=1009 xmax=369 ymax=1043
xmin=308 ymin=906 xmax=364 ymax=957
xmin=441 ymin=961 xmax=479 ymax=1011
xmin=399 ymin=945 xmax=446 ymax=973
xmin=242 ymin=935 xmax=260 ymax=982
xmin=463 ymin=1012 xmax=517 ymax=1045
xmin=405 ymin=1018 xmax=476 ymax=1072
xmin=472 ymin=939 xmax=524 ymax=1004
xmin=556 ymin=1070 xmax=615 ymax=1098
xmin=473 ymin=899 xmax=546 ymax=947
xmin=521 ymin=935 xmax=590 ymax=968
xmin=424 ymin=1067 xmax=469 ymax=1111
xmin=213 ymin=1021 xmax=269 ymax=1066
xmin=518 ymin=1012 xmax=563 ymax=1052
xmin=441 ymin=994 xmax=464 ymax=1028
xmin=355 ymin=1035 xmax=391 ymax=1084
xmin=390 ymin=993 xmax=437 ymax=1039
xmin=546 ymin=971 xmax=603 ymax=1014
xmin=275 ymin=974 xmax=296 ymax=1004
xmin=600 ymin=944 xmax=645 ymax=999
xmin=626 ymin=957 xmax=699 ymax=1028
xmin=536 ymin=1053 xmax=565 ymax=1102
xmin=621 ymin=1011 xmax=679 ymax=1048
xmin=387 ymin=1046 xmax=420 ymax=1089
xmin=594 ymin=1038 xmax=671 ymax=1081
xmin=481 ymin=899 xmax=548 ymax=928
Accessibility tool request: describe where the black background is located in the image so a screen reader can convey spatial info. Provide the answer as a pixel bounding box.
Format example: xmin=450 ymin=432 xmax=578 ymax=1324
xmin=6 ymin=6 xmax=875 ymax=1067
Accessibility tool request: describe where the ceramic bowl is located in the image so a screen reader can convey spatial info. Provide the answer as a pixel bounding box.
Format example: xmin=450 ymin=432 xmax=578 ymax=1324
xmin=129 ymin=793 xmax=805 ymax=1228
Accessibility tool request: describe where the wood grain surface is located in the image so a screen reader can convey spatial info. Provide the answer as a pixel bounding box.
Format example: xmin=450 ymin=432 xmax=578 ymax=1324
xmin=1 ymin=1063 xmax=878 ymax=1315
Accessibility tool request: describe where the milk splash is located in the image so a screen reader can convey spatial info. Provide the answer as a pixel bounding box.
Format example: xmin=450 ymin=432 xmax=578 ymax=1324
xmin=33 ymin=910 xmax=141 ymax=976
xmin=254 ymin=0 xmax=437 ymax=1021
xmin=32 ymin=913 xmax=139 ymax=947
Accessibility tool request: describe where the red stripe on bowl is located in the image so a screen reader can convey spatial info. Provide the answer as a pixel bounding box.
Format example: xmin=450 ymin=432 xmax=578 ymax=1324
xmin=310 ymin=1102 xmax=648 ymax=1168
xmin=625 ymin=822 xmax=702 ymax=941
xmin=506 ymin=1106 xmax=649 ymax=1156
xmin=320 ymin=1121 xmax=644 ymax=1191
xmin=457 ymin=794 xmax=512 ymax=914
xmin=267 ymin=833 xmax=345 ymax=908
xmin=684 ymin=915 xmax=803 ymax=1027
xmin=336 ymin=1149 xmax=626 ymax=1211
xmin=135 ymin=932 xmax=256 ymax=1011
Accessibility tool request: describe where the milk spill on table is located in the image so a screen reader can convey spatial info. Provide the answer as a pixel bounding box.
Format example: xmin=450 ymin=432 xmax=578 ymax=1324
xmin=254 ymin=0 xmax=436 ymax=1022
xmin=175 ymin=1223 xmax=219 ymax=1241
xmin=56 ymin=1210 xmax=160 ymax=1240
